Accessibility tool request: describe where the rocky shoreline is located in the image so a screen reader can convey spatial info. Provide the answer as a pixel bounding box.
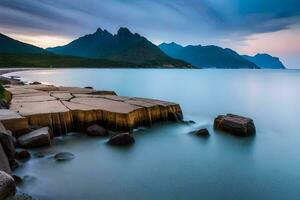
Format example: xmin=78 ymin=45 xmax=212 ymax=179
xmin=0 ymin=70 xmax=256 ymax=200
xmin=0 ymin=72 xmax=185 ymax=199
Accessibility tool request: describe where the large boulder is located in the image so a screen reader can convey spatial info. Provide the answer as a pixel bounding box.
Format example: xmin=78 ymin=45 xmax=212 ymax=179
xmin=214 ymin=114 xmax=256 ymax=136
xmin=107 ymin=133 xmax=135 ymax=146
xmin=17 ymin=127 xmax=51 ymax=148
xmin=86 ymin=124 xmax=108 ymax=136
xmin=0 ymin=171 xmax=16 ymax=199
xmin=0 ymin=122 xmax=16 ymax=163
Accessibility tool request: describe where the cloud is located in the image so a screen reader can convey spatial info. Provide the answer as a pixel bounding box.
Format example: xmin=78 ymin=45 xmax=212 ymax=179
xmin=0 ymin=0 xmax=299 ymax=67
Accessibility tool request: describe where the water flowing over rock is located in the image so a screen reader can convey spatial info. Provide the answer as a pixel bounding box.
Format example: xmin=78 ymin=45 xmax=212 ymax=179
xmin=17 ymin=127 xmax=51 ymax=148
xmin=214 ymin=114 xmax=256 ymax=136
xmin=107 ymin=133 xmax=135 ymax=146
xmin=3 ymin=84 xmax=183 ymax=136
xmin=0 ymin=170 xmax=16 ymax=199
xmin=86 ymin=124 xmax=108 ymax=136
xmin=5 ymin=193 xmax=34 ymax=200
xmin=54 ymin=152 xmax=74 ymax=161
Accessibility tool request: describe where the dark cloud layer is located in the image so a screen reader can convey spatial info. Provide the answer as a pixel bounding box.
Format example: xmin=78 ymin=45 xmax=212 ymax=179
xmin=1 ymin=0 xmax=299 ymax=39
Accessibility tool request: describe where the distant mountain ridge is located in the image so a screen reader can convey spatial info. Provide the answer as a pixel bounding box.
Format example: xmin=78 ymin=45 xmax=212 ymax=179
xmin=243 ymin=54 xmax=285 ymax=69
xmin=0 ymin=33 xmax=45 ymax=54
xmin=159 ymin=42 xmax=258 ymax=69
xmin=0 ymin=28 xmax=286 ymax=69
xmin=47 ymin=27 xmax=189 ymax=67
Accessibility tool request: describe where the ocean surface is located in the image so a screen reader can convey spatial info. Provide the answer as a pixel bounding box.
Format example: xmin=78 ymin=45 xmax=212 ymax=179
xmin=5 ymin=68 xmax=300 ymax=200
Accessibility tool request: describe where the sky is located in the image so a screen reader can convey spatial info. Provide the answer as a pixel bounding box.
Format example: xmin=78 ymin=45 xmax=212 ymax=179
xmin=0 ymin=0 xmax=299 ymax=68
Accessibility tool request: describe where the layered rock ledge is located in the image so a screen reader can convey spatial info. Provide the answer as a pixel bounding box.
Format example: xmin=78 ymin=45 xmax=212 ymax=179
xmin=1 ymin=84 xmax=183 ymax=137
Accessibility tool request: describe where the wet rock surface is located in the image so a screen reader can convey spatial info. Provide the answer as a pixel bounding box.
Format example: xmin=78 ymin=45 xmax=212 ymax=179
xmin=17 ymin=127 xmax=51 ymax=148
xmin=214 ymin=114 xmax=256 ymax=136
xmin=54 ymin=152 xmax=74 ymax=161
xmin=0 ymin=170 xmax=16 ymax=199
xmin=108 ymin=133 xmax=135 ymax=146
xmin=86 ymin=125 xmax=108 ymax=136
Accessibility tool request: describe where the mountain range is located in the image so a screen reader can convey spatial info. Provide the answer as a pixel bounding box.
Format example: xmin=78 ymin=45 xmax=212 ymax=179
xmin=0 ymin=27 xmax=285 ymax=69
xmin=159 ymin=42 xmax=285 ymax=69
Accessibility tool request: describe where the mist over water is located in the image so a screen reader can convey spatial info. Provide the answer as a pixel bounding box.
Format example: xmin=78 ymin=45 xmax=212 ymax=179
xmin=7 ymin=69 xmax=300 ymax=200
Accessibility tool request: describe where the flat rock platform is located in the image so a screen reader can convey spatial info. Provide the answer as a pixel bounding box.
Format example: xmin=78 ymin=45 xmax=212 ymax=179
xmin=1 ymin=84 xmax=183 ymax=137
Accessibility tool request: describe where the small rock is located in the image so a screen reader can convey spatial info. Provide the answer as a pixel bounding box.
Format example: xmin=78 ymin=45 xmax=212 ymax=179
xmin=182 ymin=120 xmax=196 ymax=124
xmin=30 ymin=81 xmax=41 ymax=85
xmin=17 ymin=127 xmax=51 ymax=148
xmin=12 ymin=175 xmax=23 ymax=185
xmin=0 ymin=171 xmax=16 ymax=199
xmin=191 ymin=128 xmax=210 ymax=137
xmin=54 ymin=152 xmax=74 ymax=161
xmin=33 ymin=152 xmax=45 ymax=158
xmin=84 ymin=86 xmax=93 ymax=89
xmin=214 ymin=114 xmax=256 ymax=136
xmin=86 ymin=125 xmax=108 ymax=136
xmin=16 ymin=150 xmax=31 ymax=160
xmin=107 ymin=133 xmax=135 ymax=146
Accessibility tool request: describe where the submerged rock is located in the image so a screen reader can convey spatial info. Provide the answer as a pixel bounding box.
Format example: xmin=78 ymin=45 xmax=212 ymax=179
xmin=16 ymin=150 xmax=31 ymax=160
xmin=107 ymin=133 xmax=135 ymax=146
xmin=214 ymin=114 xmax=256 ymax=136
xmin=86 ymin=124 xmax=108 ymax=136
xmin=6 ymin=193 xmax=34 ymax=200
xmin=54 ymin=152 xmax=74 ymax=161
xmin=190 ymin=128 xmax=210 ymax=137
xmin=17 ymin=127 xmax=51 ymax=148
xmin=0 ymin=171 xmax=16 ymax=199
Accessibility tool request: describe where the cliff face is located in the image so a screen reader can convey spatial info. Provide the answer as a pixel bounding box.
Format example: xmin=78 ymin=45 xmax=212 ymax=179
xmin=3 ymin=84 xmax=183 ymax=136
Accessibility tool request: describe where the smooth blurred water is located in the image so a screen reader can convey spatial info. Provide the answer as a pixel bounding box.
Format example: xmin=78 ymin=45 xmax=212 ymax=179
xmin=6 ymin=69 xmax=300 ymax=200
